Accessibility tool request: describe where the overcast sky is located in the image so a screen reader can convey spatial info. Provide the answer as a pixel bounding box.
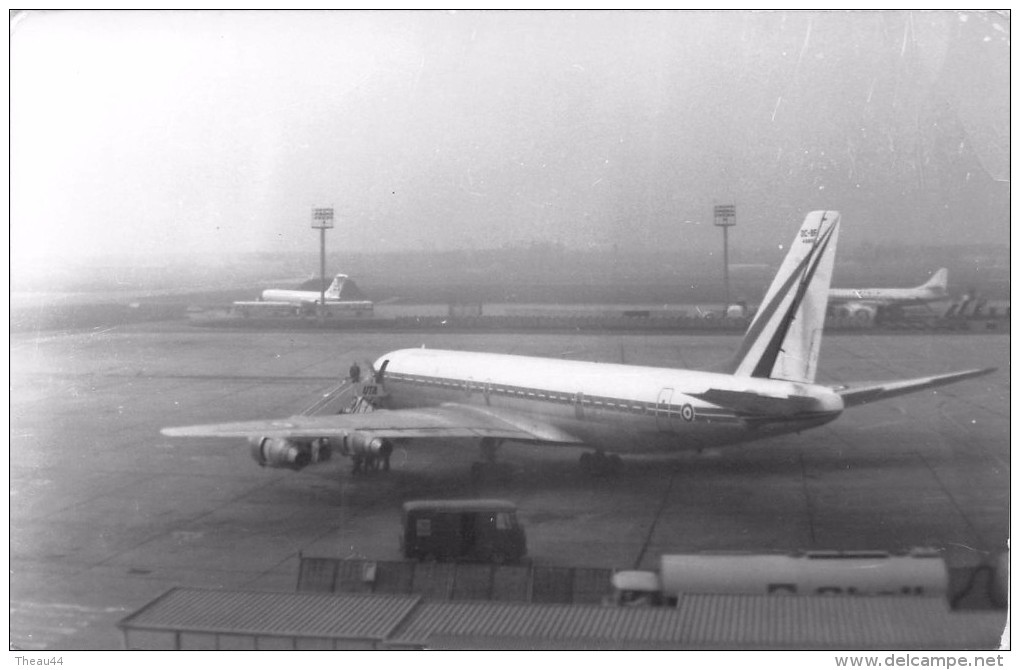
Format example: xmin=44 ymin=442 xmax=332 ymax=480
xmin=10 ymin=10 xmax=1010 ymax=265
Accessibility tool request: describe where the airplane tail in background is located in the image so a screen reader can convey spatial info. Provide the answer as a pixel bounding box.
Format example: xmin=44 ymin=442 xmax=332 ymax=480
xmin=919 ymin=268 xmax=948 ymax=293
xmin=324 ymin=275 xmax=346 ymax=300
xmin=729 ymin=210 xmax=841 ymax=384
xmin=323 ymin=274 xmax=371 ymax=302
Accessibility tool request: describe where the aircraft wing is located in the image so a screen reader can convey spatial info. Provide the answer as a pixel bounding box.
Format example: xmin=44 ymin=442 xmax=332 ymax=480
xmin=830 ymin=367 xmax=996 ymax=408
xmin=162 ymin=403 xmax=584 ymax=445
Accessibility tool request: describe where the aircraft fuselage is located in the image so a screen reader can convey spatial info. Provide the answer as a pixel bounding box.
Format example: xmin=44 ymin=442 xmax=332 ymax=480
xmin=374 ymin=348 xmax=844 ymax=454
xmin=260 ymin=289 xmax=373 ymax=309
xmin=828 ymin=287 xmax=944 ymax=307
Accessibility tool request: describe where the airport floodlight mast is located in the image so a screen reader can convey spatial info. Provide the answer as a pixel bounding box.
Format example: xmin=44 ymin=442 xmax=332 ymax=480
xmin=714 ymin=204 xmax=736 ymax=308
xmin=312 ymin=207 xmax=334 ymax=320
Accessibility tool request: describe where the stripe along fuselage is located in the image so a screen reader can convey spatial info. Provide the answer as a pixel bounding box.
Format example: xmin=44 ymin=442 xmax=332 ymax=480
xmin=374 ymin=348 xmax=844 ymax=454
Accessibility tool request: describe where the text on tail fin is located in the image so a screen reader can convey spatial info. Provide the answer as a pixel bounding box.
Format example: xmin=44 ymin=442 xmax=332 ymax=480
xmin=729 ymin=211 xmax=841 ymax=383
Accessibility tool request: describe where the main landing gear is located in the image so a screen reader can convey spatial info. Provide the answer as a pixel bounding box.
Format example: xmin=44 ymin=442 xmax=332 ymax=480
xmin=470 ymin=438 xmax=514 ymax=483
xmin=579 ymin=450 xmax=623 ymax=477
xmin=350 ymin=442 xmax=393 ymax=476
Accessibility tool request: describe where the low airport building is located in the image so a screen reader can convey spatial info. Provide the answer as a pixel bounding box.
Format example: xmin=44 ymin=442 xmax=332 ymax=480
xmin=119 ymin=586 xmax=1006 ymax=650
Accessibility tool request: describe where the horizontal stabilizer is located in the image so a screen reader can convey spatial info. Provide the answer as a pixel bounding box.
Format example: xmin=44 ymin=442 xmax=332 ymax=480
xmin=690 ymin=388 xmax=821 ymax=417
xmin=832 ymin=368 xmax=996 ymax=408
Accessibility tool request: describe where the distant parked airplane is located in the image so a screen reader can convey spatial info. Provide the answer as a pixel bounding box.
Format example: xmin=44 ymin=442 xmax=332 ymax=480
xmin=233 ymin=273 xmax=374 ymax=317
xmin=165 ymin=213 xmax=991 ymax=479
xmin=828 ymin=269 xmax=949 ymax=322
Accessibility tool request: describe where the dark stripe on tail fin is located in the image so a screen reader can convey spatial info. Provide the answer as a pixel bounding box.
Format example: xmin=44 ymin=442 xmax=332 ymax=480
xmin=728 ymin=248 xmax=815 ymax=372
xmin=750 ymin=221 xmax=838 ymax=378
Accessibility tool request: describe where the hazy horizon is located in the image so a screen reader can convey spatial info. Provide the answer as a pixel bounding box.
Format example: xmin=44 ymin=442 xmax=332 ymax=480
xmin=12 ymin=10 xmax=1010 ymax=271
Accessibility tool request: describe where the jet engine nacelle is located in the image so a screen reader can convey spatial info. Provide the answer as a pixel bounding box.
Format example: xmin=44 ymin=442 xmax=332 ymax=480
xmin=250 ymin=437 xmax=312 ymax=470
xmin=337 ymin=432 xmax=393 ymax=459
xmin=835 ymin=302 xmax=877 ymax=323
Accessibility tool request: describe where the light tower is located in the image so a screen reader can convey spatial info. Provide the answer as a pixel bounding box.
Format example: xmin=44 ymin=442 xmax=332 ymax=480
xmin=311 ymin=207 xmax=334 ymax=320
xmin=713 ymin=204 xmax=736 ymax=307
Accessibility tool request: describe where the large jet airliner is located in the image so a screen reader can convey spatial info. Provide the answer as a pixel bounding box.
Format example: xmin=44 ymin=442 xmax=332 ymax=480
xmin=164 ymin=212 xmax=993 ymax=478
xmin=828 ymin=268 xmax=949 ymax=322
xmin=233 ymin=273 xmax=374 ymax=317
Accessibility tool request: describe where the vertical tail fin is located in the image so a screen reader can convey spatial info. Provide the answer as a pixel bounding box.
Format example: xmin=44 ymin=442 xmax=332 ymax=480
xmin=324 ymin=274 xmax=346 ymax=300
xmin=729 ymin=210 xmax=841 ymax=383
xmin=919 ymin=268 xmax=948 ymax=293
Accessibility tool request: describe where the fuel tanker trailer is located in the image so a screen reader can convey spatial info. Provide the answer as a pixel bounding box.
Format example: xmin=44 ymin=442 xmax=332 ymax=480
xmin=610 ymin=548 xmax=948 ymax=606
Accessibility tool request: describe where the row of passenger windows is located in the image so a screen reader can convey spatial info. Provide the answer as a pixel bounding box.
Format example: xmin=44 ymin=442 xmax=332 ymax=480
xmin=389 ymin=373 xmax=684 ymax=416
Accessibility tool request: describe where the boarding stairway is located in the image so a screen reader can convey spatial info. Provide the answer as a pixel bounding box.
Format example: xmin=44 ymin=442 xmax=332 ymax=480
xmin=301 ymin=377 xmax=378 ymax=416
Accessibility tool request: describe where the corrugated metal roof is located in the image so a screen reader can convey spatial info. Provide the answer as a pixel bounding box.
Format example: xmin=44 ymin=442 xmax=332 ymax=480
xmin=389 ymin=600 xmax=689 ymax=647
xmin=389 ymin=597 xmax=1006 ymax=650
xmin=119 ymin=588 xmax=420 ymax=641
xmin=674 ymin=595 xmax=1005 ymax=650
xmin=120 ymin=588 xmax=1006 ymax=650
xmin=414 ymin=634 xmax=683 ymax=650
